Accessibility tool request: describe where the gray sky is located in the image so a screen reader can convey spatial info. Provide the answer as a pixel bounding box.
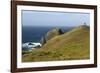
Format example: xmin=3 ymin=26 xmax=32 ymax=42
xmin=22 ymin=10 xmax=90 ymax=27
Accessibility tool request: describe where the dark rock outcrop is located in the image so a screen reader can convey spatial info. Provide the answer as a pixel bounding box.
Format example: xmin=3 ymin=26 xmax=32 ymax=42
xmin=40 ymin=35 xmax=46 ymax=45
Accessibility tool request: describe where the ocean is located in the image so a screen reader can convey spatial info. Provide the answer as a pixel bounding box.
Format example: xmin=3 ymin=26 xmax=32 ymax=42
xmin=22 ymin=26 xmax=73 ymax=44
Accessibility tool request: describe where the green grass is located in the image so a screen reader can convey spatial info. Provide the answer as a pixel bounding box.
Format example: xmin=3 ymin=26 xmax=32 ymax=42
xmin=22 ymin=26 xmax=90 ymax=62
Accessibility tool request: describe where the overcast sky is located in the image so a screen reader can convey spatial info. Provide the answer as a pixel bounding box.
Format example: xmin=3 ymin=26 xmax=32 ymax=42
xmin=22 ymin=10 xmax=90 ymax=27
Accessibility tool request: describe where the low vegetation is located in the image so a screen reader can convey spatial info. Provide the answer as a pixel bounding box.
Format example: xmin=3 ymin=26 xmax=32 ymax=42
xmin=22 ymin=25 xmax=90 ymax=62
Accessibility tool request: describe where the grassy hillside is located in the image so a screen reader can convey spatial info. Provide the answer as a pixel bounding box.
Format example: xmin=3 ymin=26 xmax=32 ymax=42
xmin=40 ymin=28 xmax=63 ymax=45
xmin=45 ymin=28 xmax=63 ymax=41
xmin=22 ymin=26 xmax=90 ymax=62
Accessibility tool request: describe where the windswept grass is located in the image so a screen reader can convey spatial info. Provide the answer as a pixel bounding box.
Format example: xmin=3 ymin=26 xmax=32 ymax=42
xmin=22 ymin=26 xmax=90 ymax=62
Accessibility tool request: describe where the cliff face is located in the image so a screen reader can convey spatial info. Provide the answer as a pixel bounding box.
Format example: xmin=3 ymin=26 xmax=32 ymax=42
xmin=40 ymin=28 xmax=63 ymax=45
xmin=40 ymin=35 xmax=46 ymax=45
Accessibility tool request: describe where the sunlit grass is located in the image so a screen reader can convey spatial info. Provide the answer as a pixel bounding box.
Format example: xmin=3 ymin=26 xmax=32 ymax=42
xmin=22 ymin=26 xmax=90 ymax=62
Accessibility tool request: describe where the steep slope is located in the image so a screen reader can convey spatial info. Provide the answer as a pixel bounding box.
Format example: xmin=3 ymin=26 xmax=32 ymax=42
xmin=22 ymin=26 xmax=90 ymax=62
xmin=40 ymin=28 xmax=63 ymax=45
xmin=42 ymin=26 xmax=89 ymax=49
